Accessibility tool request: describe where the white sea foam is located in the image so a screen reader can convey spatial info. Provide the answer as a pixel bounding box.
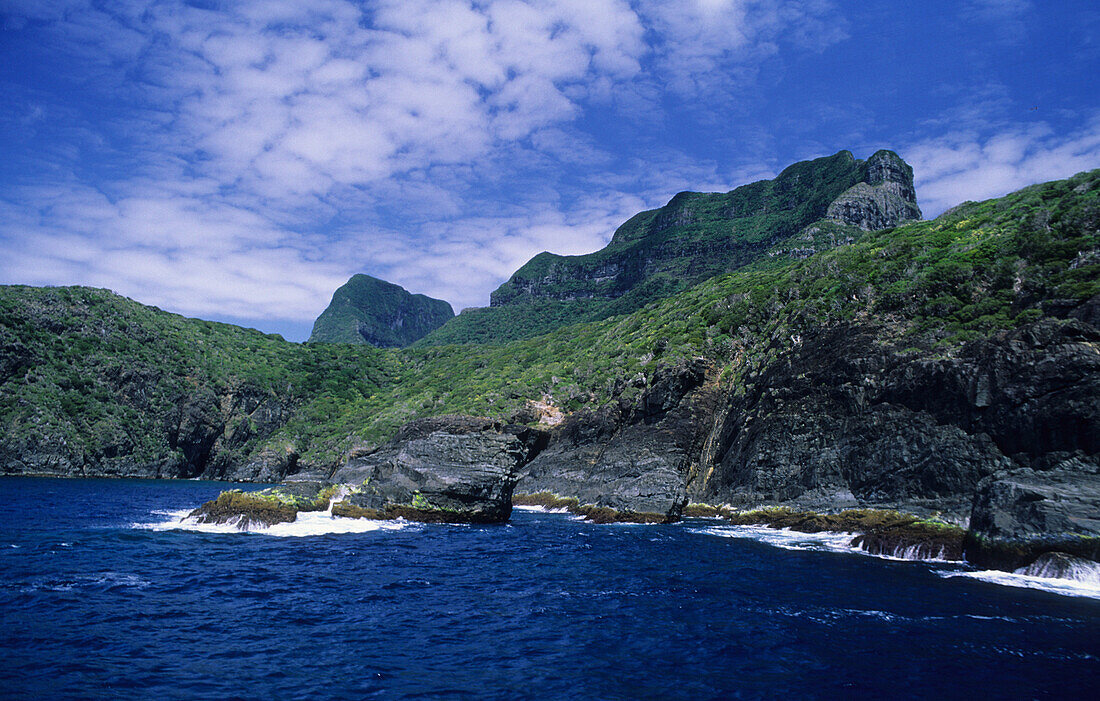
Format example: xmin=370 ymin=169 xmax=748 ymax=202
xmin=692 ymin=524 xmax=858 ymax=553
xmin=512 ymin=504 xmax=573 ymax=514
xmin=136 ymin=508 xmax=414 ymax=537
xmin=940 ymin=570 xmax=1100 ymax=599
xmin=865 ymin=543 xmax=952 ymax=563
xmin=692 ymin=524 xmax=959 ymax=563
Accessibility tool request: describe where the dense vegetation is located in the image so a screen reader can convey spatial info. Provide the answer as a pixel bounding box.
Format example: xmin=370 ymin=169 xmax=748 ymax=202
xmin=309 ymin=273 xmax=454 ymax=346
xmin=1 ymin=167 xmax=1096 ymax=475
xmin=421 ymin=150 xmax=891 ymax=345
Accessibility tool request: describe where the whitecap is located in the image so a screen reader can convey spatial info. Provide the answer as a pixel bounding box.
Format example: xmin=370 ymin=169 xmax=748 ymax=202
xmin=135 ymin=509 xmax=415 ymax=537
xmin=692 ymin=524 xmax=956 ymax=563
xmin=692 ymin=524 xmax=857 ymax=553
xmin=512 ymin=505 xmax=572 ymax=514
xmin=939 ymin=570 xmax=1100 ymax=599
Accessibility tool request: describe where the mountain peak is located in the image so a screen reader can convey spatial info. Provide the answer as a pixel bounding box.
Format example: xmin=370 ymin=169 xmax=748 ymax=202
xmin=825 ymin=149 xmax=921 ymax=230
xmin=309 ymin=275 xmax=454 ymax=347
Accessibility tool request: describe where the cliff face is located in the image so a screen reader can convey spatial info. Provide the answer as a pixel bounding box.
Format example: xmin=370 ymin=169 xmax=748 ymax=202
xmin=825 ymin=150 xmax=922 ymax=231
xmin=517 ymin=314 xmax=1100 ymax=531
xmin=699 ymin=318 xmax=1099 ymax=514
xmin=490 ymin=150 xmax=920 ymax=309
xmin=309 ymin=274 xmax=454 ymax=347
xmin=423 ymin=150 xmax=922 ymax=346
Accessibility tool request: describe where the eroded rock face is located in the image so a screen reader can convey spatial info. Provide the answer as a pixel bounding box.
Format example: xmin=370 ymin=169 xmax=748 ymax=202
xmin=191 ymin=416 xmax=547 ymax=526
xmin=329 ymin=416 xmax=546 ymax=523
xmin=825 ymin=150 xmax=922 ymax=231
xmin=965 ymin=464 xmax=1100 ymax=569
xmin=970 ymin=465 xmax=1100 ymax=541
xmin=517 ymin=359 xmax=713 ymax=522
xmin=699 ymin=319 xmax=1100 ymax=523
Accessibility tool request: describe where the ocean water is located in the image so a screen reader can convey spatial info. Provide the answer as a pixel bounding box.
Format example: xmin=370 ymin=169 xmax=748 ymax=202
xmin=1 ymin=478 xmax=1098 ymax=700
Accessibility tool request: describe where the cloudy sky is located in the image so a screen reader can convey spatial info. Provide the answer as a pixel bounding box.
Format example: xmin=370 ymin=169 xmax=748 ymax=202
xmin=2 ymin=0 xmax=1098 ymax=341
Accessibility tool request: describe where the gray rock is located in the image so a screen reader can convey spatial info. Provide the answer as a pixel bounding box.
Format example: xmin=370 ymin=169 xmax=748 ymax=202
xmin=965 ymin=462 xmax=1100 ymax=569
xmin=517 ymin=360 xmax=711 ymax=521
xmin=331 ymin=416 xmax=545 ymax=523
xmin=696 ymin=320 xmax=1099 ymax=524
xmin=520 ymin=423 xmax=688 ymax=519
xmin=970 ymin=466 xmax=1100 ymax=540
xmin=825 ymin=150 xmax=922 ymax=230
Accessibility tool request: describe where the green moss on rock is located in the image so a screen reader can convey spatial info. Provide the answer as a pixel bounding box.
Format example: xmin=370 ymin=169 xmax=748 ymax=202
xmin=189 ymin=490 xmax=298 ymax=529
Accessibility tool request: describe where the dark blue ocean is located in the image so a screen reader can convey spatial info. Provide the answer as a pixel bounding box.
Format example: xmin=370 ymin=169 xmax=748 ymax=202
xmin=1 ymin=477 xmax=1097 ymax=700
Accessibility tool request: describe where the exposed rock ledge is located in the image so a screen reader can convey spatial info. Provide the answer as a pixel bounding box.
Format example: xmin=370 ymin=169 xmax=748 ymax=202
xmin=191 ymin=416 xmax=547 ymax=527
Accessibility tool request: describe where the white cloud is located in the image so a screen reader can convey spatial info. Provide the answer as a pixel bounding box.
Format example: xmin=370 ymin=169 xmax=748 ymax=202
xmin=0 ymin=0 xmax=852 ymax=338
xmin=907 ymin=117 xmax=1100 ymax=217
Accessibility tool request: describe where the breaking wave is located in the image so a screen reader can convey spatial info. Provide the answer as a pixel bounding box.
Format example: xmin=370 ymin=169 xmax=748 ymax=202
xmin=135 ymin=508 xmax=416 ymax=537
xmin=691 ymin=524 xmax=858 ymax=553
xmin=940 ymin=569 xmax=1100 ymax=599
xmin=694 ymin=525 xmax=1100 ymax=599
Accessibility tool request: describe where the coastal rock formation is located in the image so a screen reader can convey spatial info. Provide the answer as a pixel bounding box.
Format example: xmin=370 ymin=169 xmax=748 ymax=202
xmin=330 ymin=416 xmax=545 ymax=523
xmin=192 ymin=416 xmax=547 ymax=526
xmin=966 ymin=463 xmax=1100 ymax=569
xmin=514 ymin=316 xmax=1100 ymax=537
xmin=309 ymin=274 xmax=454 ymax=347
xmin=695 ymin=319 xmax=1100 ymax=519
xmin=190 ymin=490 xmax=298 ymax=529
xmin=517 ymin=359 xmax=715 ymax=522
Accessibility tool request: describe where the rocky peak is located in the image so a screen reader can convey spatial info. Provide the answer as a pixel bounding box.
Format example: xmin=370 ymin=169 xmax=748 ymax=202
xmin=866 ymin=149 xmax=917 ymax=199
xmin=309 ymin=274 xmax=454 ymax=347
xmin=825 ymin=149 xmax=922 ymax=231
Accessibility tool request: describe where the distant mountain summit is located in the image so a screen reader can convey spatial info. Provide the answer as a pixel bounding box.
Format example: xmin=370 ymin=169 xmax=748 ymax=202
xmin=421 ymin=149 xmax=922 ymax=346
xmin=491 ymin=149 xmax=921 ymax=309
xmin=309 ymin=274 xmax=454 ymax=347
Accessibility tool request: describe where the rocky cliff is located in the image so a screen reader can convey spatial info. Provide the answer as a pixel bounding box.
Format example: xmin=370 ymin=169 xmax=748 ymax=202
xmin=490 ymin=150 xmax=920 ymax=310
xmin=422 ymin=150 xmax=922 ymax=346
xmin=824 ymin=150 xmax=922 ymax=231
xmin=2 ymin=158 xmax=1097 ymax=574
xmin=309 ymin=274 xmax=454 ymax=347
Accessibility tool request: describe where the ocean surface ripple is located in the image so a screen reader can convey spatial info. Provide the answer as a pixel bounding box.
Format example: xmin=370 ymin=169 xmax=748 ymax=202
xmin=1 ymin=477 xmax=1097 ymax=700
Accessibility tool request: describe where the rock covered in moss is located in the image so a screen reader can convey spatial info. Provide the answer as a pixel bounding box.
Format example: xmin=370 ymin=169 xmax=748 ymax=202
xmin=727 ymin=507 xmax=966 ymax=560
xmin=189 ymin=490 xmax=297 ymax=530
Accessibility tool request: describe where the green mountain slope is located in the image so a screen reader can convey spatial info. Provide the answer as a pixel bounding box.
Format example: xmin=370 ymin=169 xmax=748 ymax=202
xmin=1 ymin=166 xmax=1096 ymax=482
xmin=309 ymin=274 xmax=454 ymax=346
xmin=419 ymin=149 xmax=921 ymax=346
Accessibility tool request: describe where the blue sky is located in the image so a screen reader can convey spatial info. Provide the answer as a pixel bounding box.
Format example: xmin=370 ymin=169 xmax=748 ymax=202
xmin=2 ymin=0 xmax=1099 ymax=342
